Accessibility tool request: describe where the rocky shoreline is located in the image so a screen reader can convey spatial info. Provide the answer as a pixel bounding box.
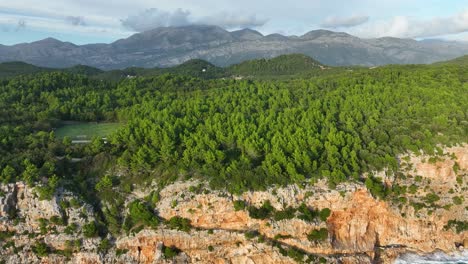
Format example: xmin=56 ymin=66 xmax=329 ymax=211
xmin=395 ymin=250 xmax=468 ymax=263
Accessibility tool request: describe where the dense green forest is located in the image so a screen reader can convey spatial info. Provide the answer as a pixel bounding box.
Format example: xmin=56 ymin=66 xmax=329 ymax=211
xmin=228 ymin=54 xmax=324 ymax=76
xmin=1 ymin=59 xmax=467 ymax=193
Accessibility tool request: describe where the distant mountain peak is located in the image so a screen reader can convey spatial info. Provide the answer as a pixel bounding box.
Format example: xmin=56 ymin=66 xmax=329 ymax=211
xmin=33 ymin=37 xmax=64 ymax=45
xmin=142 ymin=24 xmax=228 ymax=35
xmin=301 ymin=29 xmax=352 ymax=39
xmin=24 ymin=37 xmax=78 ymax=48
xmin=233 ymin=28 xmax=263 ymax=34
xmin=113 ymin=24 xmax=233 ymax=49
xmin=263 ymin=33 xmax=289 ymax=41
xmin=231 ymin=28 xmax=263 ymax=40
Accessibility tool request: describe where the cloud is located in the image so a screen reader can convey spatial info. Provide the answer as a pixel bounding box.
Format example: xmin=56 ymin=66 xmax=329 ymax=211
xmin=4 ymin=1 xmax=468 ymax=44
xmin=66 ymin=16 xmax=86 ymax=26
xmin=320 ymin=15 xmax=369 ymax=28
xmin=197 ymin=12 xmax=268 ymax=29
xmin=351 ymin=10 xmax=468 ymax=38
xmin=121 ymin=8 xmax=268 ymax=32
xmin=15 ymin=19 xmax=26 ymax=31
xmin=121 ymin=8 xmax=190 ymax=32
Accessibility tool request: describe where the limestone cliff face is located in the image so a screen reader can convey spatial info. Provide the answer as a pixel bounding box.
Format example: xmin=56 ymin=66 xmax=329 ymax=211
xmin=326 ymin=190 xmax=458 ymax=253
xmin=0 ymin=145 xmax=466 ymax=263
xmin=117 ymin=229 xmax=295 ymax=264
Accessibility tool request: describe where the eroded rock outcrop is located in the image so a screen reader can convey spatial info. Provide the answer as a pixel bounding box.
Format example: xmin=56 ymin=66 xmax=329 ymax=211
xmin=117 ymin=229 xmax=295 ymax=264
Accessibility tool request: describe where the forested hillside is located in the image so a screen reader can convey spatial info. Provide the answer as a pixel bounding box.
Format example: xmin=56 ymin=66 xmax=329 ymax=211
xmin=437 ymin=55 xmax=468 ymax=66
xmin=0 ymin=64 xmax=466 ymax=196
xmin=228 ymin=54 xmax=324 ymax=76
xmin=96 ymin=59 xmax=227 ymax=81
xmin=0 ymin=62 xmax=53 ymax=78
xmin=0 ymin=62 xmax=104 ymax=79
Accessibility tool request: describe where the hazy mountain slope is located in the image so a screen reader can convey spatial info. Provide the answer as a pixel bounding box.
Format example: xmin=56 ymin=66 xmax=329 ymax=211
xmin=95 ymin=59 xmax=226 ymax=81
xmin=2 ymin=38 xmax=96 ymax=68
xmin=0 ymin=26 xmax=467 ymax=69
xmin=0 ymin=61 xmax=53 ymax=78
xmin=0 ymin=54 xmax=333 ymax=80
xmin=0 ymin=61 xmax=103 ymax=78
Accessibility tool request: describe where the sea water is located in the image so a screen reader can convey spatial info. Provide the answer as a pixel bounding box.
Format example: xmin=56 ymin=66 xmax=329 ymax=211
xmin=395 ymin=250 xmax=468 ymax=264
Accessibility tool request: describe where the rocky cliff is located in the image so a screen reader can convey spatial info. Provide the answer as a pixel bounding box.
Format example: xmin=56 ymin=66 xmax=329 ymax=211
xmin=0 ymin=145 xmax=466 ymax=263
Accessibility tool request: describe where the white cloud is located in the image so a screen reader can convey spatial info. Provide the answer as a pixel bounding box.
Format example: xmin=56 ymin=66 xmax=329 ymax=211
xmin=2 ymin=0 xmax=468 ymax=43
xmin=15 ymin=19 xmax=27 ymax=31
xmin=351 ymin=10 xmax=468 ymax=38
xmin=197 ymin=12 xmax=268 ymax=29
xmin=65 ymin=16 xmax=86 ymax=26
xmin=0 ymin=12 xmax=131 ymax=38
xmin=320 ymin=15 xmax=369 ymax=28
xmin=121 ymin=8 xmax=190 ymax=31
xmin=0 ymin=18 xmax=27 ymax=32
xmin=120 ymin=8 xmax=268 ymax=32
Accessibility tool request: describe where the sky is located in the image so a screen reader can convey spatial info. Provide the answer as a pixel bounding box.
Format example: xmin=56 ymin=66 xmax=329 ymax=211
xmin=1 ymin=0 xmax=468 ymax=45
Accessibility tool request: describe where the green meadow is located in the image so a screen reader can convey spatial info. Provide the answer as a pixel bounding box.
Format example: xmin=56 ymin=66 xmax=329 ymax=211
xmin=55 ymin=123 xmax=122 ymax=140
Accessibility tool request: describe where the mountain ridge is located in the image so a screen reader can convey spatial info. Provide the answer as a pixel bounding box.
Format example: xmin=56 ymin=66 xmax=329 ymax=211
xmin=1 ymin=25 xmax=467 ymax=69
xmin=0 ymin=53 xmax=328 ymax=80
xmin=4 ymin=53 xmax=468 ymax=81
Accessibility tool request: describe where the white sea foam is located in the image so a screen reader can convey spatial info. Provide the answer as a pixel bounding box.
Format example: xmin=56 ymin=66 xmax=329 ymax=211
xmin=394 ymin=250 xmax=468 ymax=264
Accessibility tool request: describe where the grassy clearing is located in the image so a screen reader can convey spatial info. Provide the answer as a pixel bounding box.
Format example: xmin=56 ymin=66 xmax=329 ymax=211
xmin=55 ymin=123 xmax=122 ymax=140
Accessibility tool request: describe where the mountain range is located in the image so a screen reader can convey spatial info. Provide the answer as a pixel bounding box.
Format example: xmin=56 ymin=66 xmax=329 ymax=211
xmin=1 ymin=25 xmax=468 ymax=69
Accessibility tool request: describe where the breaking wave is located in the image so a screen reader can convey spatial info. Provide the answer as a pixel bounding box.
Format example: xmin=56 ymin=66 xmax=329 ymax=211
xmin=395 ymin=250 xmax=468 ymax=264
